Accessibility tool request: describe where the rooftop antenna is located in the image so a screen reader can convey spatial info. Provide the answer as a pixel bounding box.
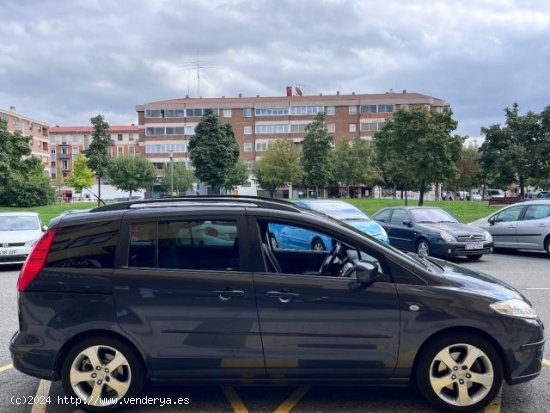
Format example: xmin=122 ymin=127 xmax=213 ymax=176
xmin=179 ymin=60 xmax=215 ymax=97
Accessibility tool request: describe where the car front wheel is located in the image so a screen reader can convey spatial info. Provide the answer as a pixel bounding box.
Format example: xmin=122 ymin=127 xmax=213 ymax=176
xmin=415 ymin=332 xmax=503 ymax=412
xmin=61 ymin=336 xmax=144 ymax=413
xmin=416 ymin=239 xmax=430 ymax=257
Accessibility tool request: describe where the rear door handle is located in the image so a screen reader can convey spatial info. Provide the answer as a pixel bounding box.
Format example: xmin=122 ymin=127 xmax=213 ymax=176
xmin=266 ymin=290 xmax=300 ymax=303
xmin=212 ymin=289 xmax=244 ymax=301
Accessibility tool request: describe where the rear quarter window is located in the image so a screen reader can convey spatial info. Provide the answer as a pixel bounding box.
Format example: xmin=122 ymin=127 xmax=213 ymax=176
xmin=45 ymin=220 xmax=120 ymax=268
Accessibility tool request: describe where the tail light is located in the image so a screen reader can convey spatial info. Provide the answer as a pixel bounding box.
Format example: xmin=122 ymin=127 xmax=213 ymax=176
xmin=17 ymin=229 xmax=56 ymax=292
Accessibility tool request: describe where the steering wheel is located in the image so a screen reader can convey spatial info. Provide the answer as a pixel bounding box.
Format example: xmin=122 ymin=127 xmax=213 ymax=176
xmin=319 ymin=242 xmax=342 ymax=274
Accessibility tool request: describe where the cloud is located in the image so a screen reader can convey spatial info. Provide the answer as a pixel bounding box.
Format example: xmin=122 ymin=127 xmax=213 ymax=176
xmin=0 ymin=0 xmax=549 ymax=135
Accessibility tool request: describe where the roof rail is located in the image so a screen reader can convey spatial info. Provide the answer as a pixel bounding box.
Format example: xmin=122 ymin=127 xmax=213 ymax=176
xmin=90 ymin=195 xmax=302 ymax=213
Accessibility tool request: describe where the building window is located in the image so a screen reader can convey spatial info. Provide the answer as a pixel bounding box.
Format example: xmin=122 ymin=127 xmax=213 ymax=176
xmin=255 ymin=124 xmax=290 ymax=134
xmin=165 ymin=127 xmax=186 ymax=135
xmin=186 ymin=108 xmax=203 ymax=117
xmin=72 ymin=135 xmax=82 ymax=144
xmin=327 ymin=123 xmax=335 ymax=133
xmin=164 ymin=109 xmax=186 ymax=118
xmin=243 ymin=142 xmax=253 ymax=152
xmin=290 ymin=124 xmax=309 ymax=133
xmin=51 ymin=161 xmax=56 ymax=167
xmin=243 ymin=108 xmax=252 ymax=117
xmin=245 ymin=161 xmax=254 ymax=170
xmin=290 ymin=106 xmax=323 ymax=116
xmin=185 ymin=126 xmax=195 ymax=135
xmin=255 ymin=142 xmax=269 ymax=152
xmin=129 ymin=146 xmax=135 ymax=156
xmin=349 ymin=123 xmax=357 ymax=133
xmin=118 ymin=134 xmax=123 ymax=141
xmin=255 ymin=108 xmax=289 ymax=116
xmin=361 ymin=105 xmax=378 ymax=113
xmin=145 ymin=143 xmax=187 ymax=154
xmin=222 ymin=109 xmax=232 ymax=117
xmin=145 ymin=109 xmax=162 ymax=118
xmin=244 ymin=126 xmax=252 ymax=135
xmin=50 ymin=148 xmax=56 ymax=154
xmin=325 ymin=106 xmax=336 ymax=116
xmin=378 ymin=104 xmax=394 ymax=113
xmin=349 ymin=105 xmax=358 ymax=115
xmin=129 ymin=134 xmax=134 ymax=141
xmin=117 ymin=147 xmax=123 ymax=156
xmin=360 ymin=121 xmax=385 ymax=132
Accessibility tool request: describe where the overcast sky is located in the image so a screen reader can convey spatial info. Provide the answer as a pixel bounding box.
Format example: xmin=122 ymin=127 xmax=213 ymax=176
xmin=1 ymin=0 xmax=549 ymax=137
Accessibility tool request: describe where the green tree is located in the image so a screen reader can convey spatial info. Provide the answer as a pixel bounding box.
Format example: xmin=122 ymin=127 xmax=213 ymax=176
xmin=0 ymin=119 xmax=55 ymax=206
xmin=480 ymin=103 xmax=549 ymax=198
xmin=254 ymin=139 xmax=303 ymax=197
xmin=160 ymin=162 xmax=195 ymax=195
xmin=447 ymin=146 xmax=482 ymax=198
xmin=332 ymin=137 xmax=382 ymax=197
xmin=65 ymin=153 xmax=95 ymax=193
xmin=375 ymin=107 xmax=462 ymax=206
xmin=224 ymin=160 xmax=248 ymax=191
xmin=85 ymin=115 xmax=112 ymax=206
xmin=189 ymin=109 xmax=240 ymax=193
xmin=302 ymin=113 xmax=333 ymax=197
xmin=107 ymin=155 xmax=155 ymax=199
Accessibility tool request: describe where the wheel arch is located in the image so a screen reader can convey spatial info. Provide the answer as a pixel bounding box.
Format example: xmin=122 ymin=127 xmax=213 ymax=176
xmin=410 ymin=326 xmax=510 ymax=384
xmin=54 ymin=329 xmax=148 ymax=379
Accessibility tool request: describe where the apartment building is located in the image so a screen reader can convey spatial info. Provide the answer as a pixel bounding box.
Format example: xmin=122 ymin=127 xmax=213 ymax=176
xmin=0 ymin=106 xmax=50 ymax=173
xmin=49 ymin=125 xmax=139 ymax=180
xmin=136 ymin=90 xmax=447 ymax=182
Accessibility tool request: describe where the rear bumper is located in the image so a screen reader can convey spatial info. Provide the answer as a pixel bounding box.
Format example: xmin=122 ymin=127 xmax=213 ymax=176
xmin=10 ymin=332 xmax=58 ymax=381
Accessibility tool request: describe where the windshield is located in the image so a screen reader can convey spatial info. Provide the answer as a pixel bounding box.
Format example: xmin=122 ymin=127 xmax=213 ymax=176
xmin=306 ymin=202 xmax=369 ymax=221
xmin=0 ymin=216 xmax=39 ymax=231
xmin=410 ymin=208 xmax=459 ymax=224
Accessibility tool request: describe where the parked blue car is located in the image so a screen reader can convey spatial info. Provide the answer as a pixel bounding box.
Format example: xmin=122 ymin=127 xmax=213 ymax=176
xmin=269 ymin=200 xmax=389 ymax=251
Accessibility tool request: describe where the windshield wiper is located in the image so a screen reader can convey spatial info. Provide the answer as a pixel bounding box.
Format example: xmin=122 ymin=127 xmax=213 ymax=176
xmin=437 ymin=220 xmax=457 ymax=223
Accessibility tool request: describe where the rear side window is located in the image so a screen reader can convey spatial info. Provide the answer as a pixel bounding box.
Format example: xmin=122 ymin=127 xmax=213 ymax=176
xmin=522 ymin=205 xmax=550 ymax=220
xmin=46 ymin=220 xmax=119 ymax=268
xmin=128 ymin=220 xmax=240 ymax=271
xmin=390 ymin=210 xmax=408 ymax=225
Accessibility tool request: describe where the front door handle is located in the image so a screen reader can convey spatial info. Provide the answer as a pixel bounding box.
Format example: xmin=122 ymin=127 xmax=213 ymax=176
xmin=266 ymin=290 xmax=300 ymax=303
xmin=212 ymin=289 xmax=244 ymax=301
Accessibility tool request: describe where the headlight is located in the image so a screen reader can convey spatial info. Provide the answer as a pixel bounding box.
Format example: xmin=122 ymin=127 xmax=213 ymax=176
xmin=439 ymin=231 xmax=456 ymax=242
xmin=490 ymin=299 xmax=538 ymax=319
xmin=484 ymin=231 xmax=493 ymax=242
xmin=24 ymin=239 xmax=39 ymax=248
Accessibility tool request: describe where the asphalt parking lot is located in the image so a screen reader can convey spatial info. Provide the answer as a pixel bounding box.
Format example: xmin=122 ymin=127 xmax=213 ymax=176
xmin=0 ymin=251 xmax=548 ymax=413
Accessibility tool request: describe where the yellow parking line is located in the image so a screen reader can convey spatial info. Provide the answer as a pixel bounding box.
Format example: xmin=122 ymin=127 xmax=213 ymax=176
xmin=484 ymin=386 xmax=502 ymax=413
xmin=273 ymin=386 xmax=311 ymax=413
xmin=221 ymin=386 xmax=249 ymax=413
xmin=0 ymin=363 xmax=13 ymax=373
xmin=31 ymin=380 xmax=52 ymax=413
xmin=543 ymin=358 xmax=550 ymax=367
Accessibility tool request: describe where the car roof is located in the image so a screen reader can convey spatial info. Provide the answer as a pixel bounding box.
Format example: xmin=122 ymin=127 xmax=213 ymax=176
xmin=0 ymin=212 xmax=40 ymax=217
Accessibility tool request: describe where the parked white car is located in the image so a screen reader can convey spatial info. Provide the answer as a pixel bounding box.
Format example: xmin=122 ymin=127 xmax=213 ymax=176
xmin=0 ymin=212 xmax=45 ymax=265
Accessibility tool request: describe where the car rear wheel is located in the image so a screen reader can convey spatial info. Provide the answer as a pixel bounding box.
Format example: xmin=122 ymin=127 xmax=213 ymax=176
xmin=416 ymin=239 xmax=430 ymax=257
xmin=311 ymin=238 xmax=326 ymax=251
xmin=61 ymin=336 xmax=144 ymax=413
xmin=416 ymin=332 xmax=503 ymax=412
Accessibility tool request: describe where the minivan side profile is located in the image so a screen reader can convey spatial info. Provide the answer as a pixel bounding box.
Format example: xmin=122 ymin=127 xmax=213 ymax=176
xmin=10 ymin=197 xmax=544 ymax=413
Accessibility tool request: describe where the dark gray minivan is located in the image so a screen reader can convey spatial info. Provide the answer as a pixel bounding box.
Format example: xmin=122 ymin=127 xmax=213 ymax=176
xmin=10 ymin=197 xmax=544 ymax=412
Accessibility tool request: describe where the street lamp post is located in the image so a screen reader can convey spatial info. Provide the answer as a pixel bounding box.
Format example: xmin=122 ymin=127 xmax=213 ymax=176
xmin=169 ymin=150 xmax=174 ymax=196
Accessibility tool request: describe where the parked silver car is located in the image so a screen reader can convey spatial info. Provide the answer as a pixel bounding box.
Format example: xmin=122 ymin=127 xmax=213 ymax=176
xmin=0 ymin=212 xmax=45 ymax=265
xmin=470 ymin=200 xmax=550 ymax=256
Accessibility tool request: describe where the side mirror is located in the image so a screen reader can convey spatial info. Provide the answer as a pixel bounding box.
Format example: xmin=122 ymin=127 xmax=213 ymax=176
xmin=488 ymin=216 xmax=496 ymax=226
xmin=402 ymin=220 xmax=413 ymax=227
xmin=42 ymin=225 xmax=48 ymax=231
xmin=356 ymin=261 xmax=379 ymax=285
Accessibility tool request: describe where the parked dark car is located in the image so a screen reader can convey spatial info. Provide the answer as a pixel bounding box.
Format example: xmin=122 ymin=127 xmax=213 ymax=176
xmin=11 ymin=197 xmax=543 ymax=413
xmin=536 ymin=191 xmax=550 ymax=199
xmin=372 ymin=207 xmax=493 ymax=260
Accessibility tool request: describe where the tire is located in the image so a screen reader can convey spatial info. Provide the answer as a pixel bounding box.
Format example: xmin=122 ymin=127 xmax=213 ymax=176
xmin=416 ymin=239 xmax=430 ymax=257
xmin=545 ymin=237 xmax=550 ymax=258
xmin=268 ymin=233 xmax=278 ymax=249
xmin=61 ymin=336 xmax=145 ymax=413
xmin=311 ymin=238 xmax=326 ymax=251
xmin=415 ymin=332 xmax=503 ymax=412
xmin=466 ymin=255 xmax=482 ymax=261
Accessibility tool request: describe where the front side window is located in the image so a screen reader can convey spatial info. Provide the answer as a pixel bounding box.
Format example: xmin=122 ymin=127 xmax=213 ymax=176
xmin=494 ymin=206 xmax=523 ymax=223
xmin=390 ymin=210 xmax=409 ymax=225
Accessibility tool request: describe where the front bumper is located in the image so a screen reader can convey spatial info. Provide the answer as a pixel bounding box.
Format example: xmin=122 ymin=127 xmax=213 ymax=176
xmin=432 ymin=241 xmax=493 ymax=257
xmin=0 ymin=246 xmax=30 ymax=265
xmin=508 ymin=336 xmax=546 ymax=384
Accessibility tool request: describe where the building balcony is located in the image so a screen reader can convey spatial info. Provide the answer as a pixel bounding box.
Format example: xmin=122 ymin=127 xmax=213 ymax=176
xmin=58 ymin=153 xmax=70 ymax=159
